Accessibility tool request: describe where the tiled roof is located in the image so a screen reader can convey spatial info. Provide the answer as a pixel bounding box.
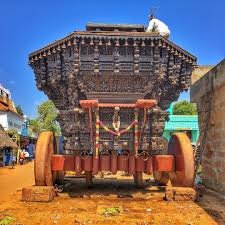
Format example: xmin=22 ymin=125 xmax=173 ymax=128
xmin=0 ymin=102 xmax=8 ymax=111
xmin=0 ymin=96 xmax=22 ymax=118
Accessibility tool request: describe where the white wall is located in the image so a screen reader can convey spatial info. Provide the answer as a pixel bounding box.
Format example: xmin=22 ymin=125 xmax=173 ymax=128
xmin=7 ymin=112 xmax=23 ymax=134
xmin=0 ymin=112 xmax=8 ymax=130
xmin=0 ymin=111 xmax=23 ymax=134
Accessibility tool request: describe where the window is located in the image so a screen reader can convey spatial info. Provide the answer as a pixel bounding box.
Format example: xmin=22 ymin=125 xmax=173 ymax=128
xmin=13 ymin=123 xmax=21 ymax=129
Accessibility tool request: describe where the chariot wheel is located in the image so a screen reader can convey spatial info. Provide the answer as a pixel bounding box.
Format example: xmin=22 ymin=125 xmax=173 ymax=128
xmin=34 ymin=131 xmax=54 ymax=186
xmin=168 ymin=132 xmax=194 ymax=187
xmin=134 ymin=171 xmax=143 ymax=187
xmin=153 ymin=171 xmax=169 ymax=186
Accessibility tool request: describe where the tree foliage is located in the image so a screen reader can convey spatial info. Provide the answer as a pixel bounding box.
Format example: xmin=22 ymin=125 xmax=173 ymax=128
xmin=6 ymin=129 xmax=20 ymax=144
xmin=173 ymin=100 xmax=197 ymax=115
xmin=28 ymin=119 xmax=41 ymax=135
xmin=15 ymin=105 xmax=24 ymax=116
xmin=29 ymin=100 xmax=60 ymax=135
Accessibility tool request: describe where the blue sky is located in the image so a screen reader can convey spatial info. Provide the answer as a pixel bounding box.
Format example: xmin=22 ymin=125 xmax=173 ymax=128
xmin=0 ymin=0 xmax=225 ymax=118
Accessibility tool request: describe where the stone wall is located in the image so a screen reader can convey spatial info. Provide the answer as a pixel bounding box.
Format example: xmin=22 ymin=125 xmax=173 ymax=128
xmin=191 ymin=65 xmax=214 ymax=85
xmin=191 ymin=59 xmax=225 ymax=195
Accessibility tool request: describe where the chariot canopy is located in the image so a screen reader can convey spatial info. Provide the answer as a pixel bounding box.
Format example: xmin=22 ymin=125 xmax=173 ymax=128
xmin=29 ymin=22 xmax=196 ymax=109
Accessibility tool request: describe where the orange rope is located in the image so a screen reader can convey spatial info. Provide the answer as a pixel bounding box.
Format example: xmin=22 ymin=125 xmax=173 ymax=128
xmin=99 ymin=120 xmax=136 ymax=136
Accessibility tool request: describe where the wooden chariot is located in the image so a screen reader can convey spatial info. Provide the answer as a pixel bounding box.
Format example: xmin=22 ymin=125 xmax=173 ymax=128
xmin=29 ymin=23 xmax=197 ymax=188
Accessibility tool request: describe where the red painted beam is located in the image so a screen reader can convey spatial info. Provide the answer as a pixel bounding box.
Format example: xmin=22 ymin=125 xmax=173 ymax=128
xmin=52 ymin=155 xmax=75 ymax=171
xmin=80 ymin=99 xmax=98 ymax=108
xmin=79 ymin=99 xmax=157 ymax=109
xmin=51 ymin=154 xmax=175 ymax=173
xmin=152 ymin=155 xmax=174 ymax=172
xmin=98 ymin=103 xmax=135 ymax=108
xmin=135 ymin=99 xmax=157 ymax=108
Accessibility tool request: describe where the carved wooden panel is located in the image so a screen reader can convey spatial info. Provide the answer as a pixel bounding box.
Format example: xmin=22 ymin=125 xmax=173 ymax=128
xmin=29 ymin=33 xmax=196 ymax=155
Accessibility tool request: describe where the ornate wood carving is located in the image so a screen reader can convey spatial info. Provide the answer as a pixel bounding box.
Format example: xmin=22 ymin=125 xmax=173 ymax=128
xmin=29 ymin=29 xmax=197 ymax=155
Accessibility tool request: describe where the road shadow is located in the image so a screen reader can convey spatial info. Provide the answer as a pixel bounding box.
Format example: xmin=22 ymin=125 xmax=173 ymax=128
xmin=196 ymin=188 xmax=225 ymax=224
xmin=63 ymin=174 xmax=166 ymax=199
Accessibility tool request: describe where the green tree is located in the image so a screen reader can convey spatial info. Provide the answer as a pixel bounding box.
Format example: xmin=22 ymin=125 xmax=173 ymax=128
xmin=30 ymin=100 xmax=60 ymax=135
xmin=173 ymin=100 xmax=197 ymax=115
xmin=15 ymin=105 xmax=24 ymax=116
xmin=28 ymin=119 xmax=41 ymax=135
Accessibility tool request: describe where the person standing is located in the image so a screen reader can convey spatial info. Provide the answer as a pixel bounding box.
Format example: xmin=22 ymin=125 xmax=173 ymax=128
xmin=8 ymin=150 xmax=16 ymax=169
xmin=25 ymin=150 xmax=30 ymax=162
xmin=19 ymin=149 xmax=25 ymax=165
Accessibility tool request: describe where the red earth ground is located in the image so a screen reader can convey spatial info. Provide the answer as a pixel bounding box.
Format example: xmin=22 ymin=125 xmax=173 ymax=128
xmin=0 ymin=162 xmax=225 ymax=225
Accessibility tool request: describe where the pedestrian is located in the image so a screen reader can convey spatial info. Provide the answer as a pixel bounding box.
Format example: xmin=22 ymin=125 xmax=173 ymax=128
xmin=9 ymin=153 xmax=14 ymax=169
xmin=12 ymin=154 xmax=16 ymax=168
xmin=25 ymin=151 xmax=30 ymax=161
xmin=19 ymin=149 xmax=25 ymax=165
xmin=28 ymin=141 xmax=34 ymax=159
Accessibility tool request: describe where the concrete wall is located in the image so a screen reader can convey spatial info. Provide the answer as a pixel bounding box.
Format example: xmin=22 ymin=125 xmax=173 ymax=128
xmin=191 ymin=65 xmax=214 ymax=85
xmin=0 ymin=111 xmax=23 ymax=134
xmin=0 ymin=113 xmax=8 ymax=130
xmin=7 ymin=112 xmax=23 ymax=134
xmin=191 ymin=59 xmax=225 ymax=195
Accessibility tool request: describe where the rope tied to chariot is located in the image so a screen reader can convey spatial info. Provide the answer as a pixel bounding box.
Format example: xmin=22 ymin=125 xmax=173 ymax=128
xmin=99 ymin=120 xmax=137 ymax=136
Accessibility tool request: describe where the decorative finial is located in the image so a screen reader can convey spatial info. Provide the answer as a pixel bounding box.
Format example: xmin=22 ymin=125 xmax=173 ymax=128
xmin=148 ymin=6 xmax=159 ymax=20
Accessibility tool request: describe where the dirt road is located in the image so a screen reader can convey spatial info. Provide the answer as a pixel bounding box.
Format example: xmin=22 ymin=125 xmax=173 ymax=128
xmin=0 ymin=162 xmax=225 ymax=225
xmin=0 ymin=162 xmax=34 ymax=201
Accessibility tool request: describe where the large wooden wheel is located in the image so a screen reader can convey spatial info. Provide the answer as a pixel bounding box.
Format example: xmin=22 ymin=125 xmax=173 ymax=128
xmin=34 ymin=131 xmax=54 ymax=186
xmin=168 ymin=132 xmax=195 ymax=187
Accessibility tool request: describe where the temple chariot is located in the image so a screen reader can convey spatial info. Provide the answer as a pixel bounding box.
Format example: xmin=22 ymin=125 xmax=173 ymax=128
xmin=29 ymin=19 xmax=197 ymax=187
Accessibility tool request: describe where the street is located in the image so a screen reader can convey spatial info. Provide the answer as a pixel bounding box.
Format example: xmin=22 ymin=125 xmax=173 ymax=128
xmin=0 ymin=162 xmax=225 ymax=225
xmin=0 ymin=162 xmax=34 ymax=201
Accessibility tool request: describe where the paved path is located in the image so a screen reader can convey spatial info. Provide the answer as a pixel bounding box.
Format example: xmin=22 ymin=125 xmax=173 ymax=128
xmin=0 ymin=162 xmax=34 ymax=200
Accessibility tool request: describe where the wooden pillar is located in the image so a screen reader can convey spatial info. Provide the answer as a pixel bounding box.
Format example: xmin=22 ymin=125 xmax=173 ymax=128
xmin=85 ymin=171 xmax=93 ymax=187
xmin=134 ymin=171 xmax=143 ymax=187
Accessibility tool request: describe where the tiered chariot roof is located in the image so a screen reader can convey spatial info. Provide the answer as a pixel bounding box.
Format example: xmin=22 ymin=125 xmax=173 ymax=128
xmin=29 ymin=23 xmax=197 ymax=110
xmin=29 ymin=23 xmax=196 ymax=63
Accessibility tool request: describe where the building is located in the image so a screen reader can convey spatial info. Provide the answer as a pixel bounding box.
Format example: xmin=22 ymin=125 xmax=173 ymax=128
xmin=163 ymin=103 xmax=199 ymax=143
xmin=191 ymin=58 xmax=225 ymax=195
xmin=0 ymin=124 xmax=18 ymax=166
xmin=0 ymin=84 xmax=24 ymax=134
